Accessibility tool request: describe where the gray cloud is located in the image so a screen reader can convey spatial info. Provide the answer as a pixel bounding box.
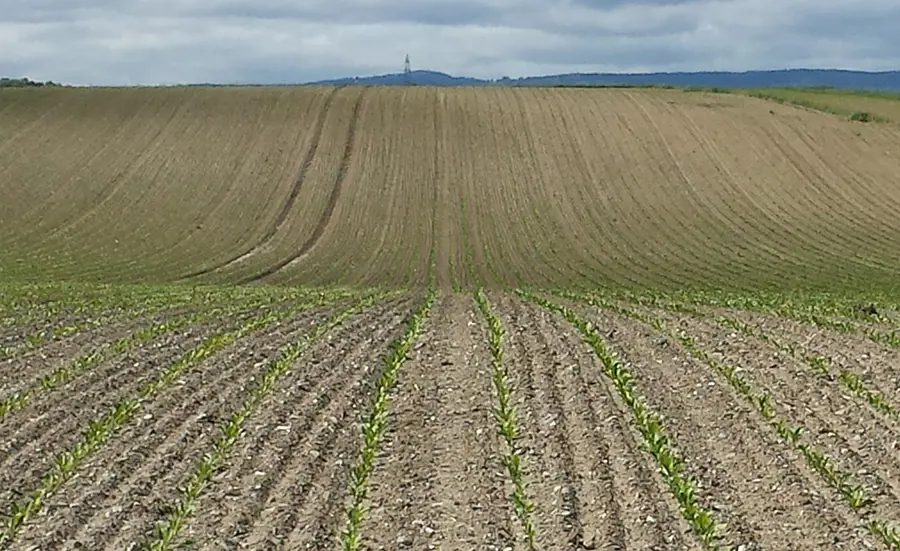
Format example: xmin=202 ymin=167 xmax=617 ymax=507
xmin=0 ymin=0 xmax=898 ymax=85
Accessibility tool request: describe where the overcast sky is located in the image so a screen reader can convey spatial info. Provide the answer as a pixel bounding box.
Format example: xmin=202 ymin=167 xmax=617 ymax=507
xmin=2 ymin=0 xmax=899 ymax=85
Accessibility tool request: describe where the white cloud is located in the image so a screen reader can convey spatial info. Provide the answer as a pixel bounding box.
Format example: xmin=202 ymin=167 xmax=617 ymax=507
xmin=0 ymin=0 xmax=898 ymax=85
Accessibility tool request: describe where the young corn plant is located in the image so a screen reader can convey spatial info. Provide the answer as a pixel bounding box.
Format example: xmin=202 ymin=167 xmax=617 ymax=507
xmin=564 ymin=291 xmax=900 ymax=548
xmin=661 ymin=299 xmax=900 ymax=430
xmin=517 ymin=290 xmax=725 ymax=549
xmin=0 ymin=293 xmax=345 ymax=547
xmin=340 ymin=288 xmax=437 ymax=551
xmin=475 ymin=288 xmax=537 ymax=548
xmin=140 ymin=292 xmax=389 ymax=551
xmin=0 ymin=300 xmax=274 ymax=419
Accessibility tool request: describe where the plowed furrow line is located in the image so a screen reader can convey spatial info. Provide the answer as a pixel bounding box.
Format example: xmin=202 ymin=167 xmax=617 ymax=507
xmin=708 ymin=307 xmax=900 ymax=407
xmin=0 ymin=297 xmax=334 ymax=547
xmin=663 ymin=301 xmax=900 ymax=433
xmin=247 ymin=87 xmax=368 ymax=284
xmin=0 ymin=299 xmax=311 ymax=490
xmin=0 ymin=321 xmax=229 ymax=497
xmin=503 ymin=295 xmax=690 ymax=550
xmin=503 ymin=297 xmax=583 ymax=547
xmin=186 ymin=302 xmax=409 ymax=551
xmin=564 ymin=298 xmax=878 ymax=549
xmin=15 ymin=307 xmax=342 ymax=549
xmin=0 ymin=298 xmax=281 ymax=421
xmin=39 ymin=101 xmax=188 ymax=247
xmin=179 ymin=85 xmax=345 ymax=281
xmin=668 ymin=312 xmax=900 ymax=521
xmin=0 ymin=307 xmax=192 ymax=391
xmin=361 ymin=294 xmax=514 ymax=550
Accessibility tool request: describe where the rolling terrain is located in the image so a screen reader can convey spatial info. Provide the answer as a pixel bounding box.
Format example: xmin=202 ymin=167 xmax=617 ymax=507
xmin=3 ymin=85 xmax=900 ymax=292
xmin=3 ymin=85 xmax=900 ymax=550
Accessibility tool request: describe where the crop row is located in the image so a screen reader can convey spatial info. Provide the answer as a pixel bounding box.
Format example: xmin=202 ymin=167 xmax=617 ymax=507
xmin=341 ymin=288 xmax=437 ymax=550
xmin=561 ymin=290 xmax=900 ymax=550
xmin=145 ymin=290 xmax=393 ymax=550
xmin=520 ymin=290 xmax=725 ymax=548
xmin=0 ymin=289 xmax=354 ymax=420
xmin=617 ymin=288 xmax=900 ymax=348
xmin=653 ymin=298 xmax=900 ymax=430
xmin=474 ymin=287 xmax=537 ymax=548
xmin=0 ymin=283 xmax=330 ymax=356
xmin=0 ymin=290 xmax=351 ymax=547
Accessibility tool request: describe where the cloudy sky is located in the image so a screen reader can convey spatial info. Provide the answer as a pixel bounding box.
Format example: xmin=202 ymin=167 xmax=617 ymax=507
xmin=2 ymin=0 xmax=899 ymax=85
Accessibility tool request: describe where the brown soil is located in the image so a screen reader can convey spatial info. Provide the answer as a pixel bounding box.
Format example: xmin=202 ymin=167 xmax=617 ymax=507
xmin=651 ymin=305 xmax=900 ymax=527
xmin=496 ymin=294 xmax=699 ymax=550
xmin=565 ymin=299 xmax=876 ymax=550
xmin=359 ymin=293 xmax=514 ymax=550
xmin=6 ymin=291 xmax=900 ymax=550
xmin=709 ymin=306 xmax=900 ymax=414
xmin=174 ymin=297 xmax=413 ymax=551
xmin=9 ymin=300 xmax=362 ymax=549
xmin=0 ymin=304 xmax=196 ymax=397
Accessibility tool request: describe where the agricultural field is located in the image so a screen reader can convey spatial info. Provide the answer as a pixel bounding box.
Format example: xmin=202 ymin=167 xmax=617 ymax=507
xmin=739 ymin=86 xmax=900 ymax=123
xmin=3 ymin=85 xmax=900 ymax=549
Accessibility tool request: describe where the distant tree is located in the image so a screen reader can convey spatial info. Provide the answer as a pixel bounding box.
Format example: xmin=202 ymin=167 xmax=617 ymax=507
xmin=0 ymin=77 xmax=60 ymax=88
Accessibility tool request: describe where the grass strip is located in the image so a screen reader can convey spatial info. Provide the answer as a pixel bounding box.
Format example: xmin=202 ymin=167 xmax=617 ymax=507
xmin=475 ymin=288 xmax=537 ymax=548
xmin=563 ymin=290 xmax=900 ymax=549
xmin=0 ymin=292 xmax=346 ymax=548
xmin=518 ymin=290 xmax=724 ymax=549
xmin=340 ymin=288 xmax=437 ymax=551
xmin=140 ymin=291 xmax=392 ymax=551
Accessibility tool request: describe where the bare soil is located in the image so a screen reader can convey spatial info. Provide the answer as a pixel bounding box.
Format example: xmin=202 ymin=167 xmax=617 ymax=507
xmin=565 ymin=298 xmax=876 ymax=550
xmin=9 ymin=301 xmax=357 ymax=548
xmin=497 ymin=294 xmax=698 ymax=550
xmin=652 ymin=305 xmax=900 ymax=527
xmin=359 ymin=293 xmax=514 ymax=551
xmin=3 ymin=291 xmax=900 ymax=550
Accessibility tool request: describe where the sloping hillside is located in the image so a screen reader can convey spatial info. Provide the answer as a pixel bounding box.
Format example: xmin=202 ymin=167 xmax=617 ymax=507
xmin=2 ymin=85 xmax=900 ymax=292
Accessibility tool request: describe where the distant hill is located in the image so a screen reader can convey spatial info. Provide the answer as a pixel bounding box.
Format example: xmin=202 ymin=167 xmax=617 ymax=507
xmin=311 ymin=68 xmax=900 ymax=91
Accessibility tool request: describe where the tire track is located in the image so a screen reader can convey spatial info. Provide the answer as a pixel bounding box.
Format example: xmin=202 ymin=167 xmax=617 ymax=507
xmin=242 ymin=86 xmax=369 ymax=284
xmin=178 ymin=85 xmax=345 ymax=281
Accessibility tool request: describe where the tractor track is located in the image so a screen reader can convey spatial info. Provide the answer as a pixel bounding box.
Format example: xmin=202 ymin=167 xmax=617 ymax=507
xmin=179 ymin=85 xmax=346 ymax=281
xmin=242 ymin=86 xmax=369 ymax=284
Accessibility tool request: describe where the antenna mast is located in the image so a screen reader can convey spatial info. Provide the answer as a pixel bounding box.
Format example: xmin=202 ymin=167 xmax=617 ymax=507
xmin=404 ymin=54 xmax=411 ymax=84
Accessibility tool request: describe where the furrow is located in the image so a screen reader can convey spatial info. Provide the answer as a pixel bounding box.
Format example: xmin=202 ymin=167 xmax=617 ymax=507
xmin=499 ymin=294 xmax=689 ymax=550
xmin=360 ymin=293 xmax=514 ymax=550
xmin=10 ymin=306 xmax=339 ymax=549
xmin=179 ymin=85 xmax=345 ymax=280
xmin=246 ymin=86 xmax=368 ymax=283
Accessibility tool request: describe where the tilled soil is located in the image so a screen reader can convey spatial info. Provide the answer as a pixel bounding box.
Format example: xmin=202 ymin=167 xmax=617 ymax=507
xmin=179 ymin=297 xmax=414 ymax=551
xmin=0 ymin=301 xmax=318 ymax=502
xmin=498 ymin=295 xmax=698 ymax=551
xmin=4 ymin=291 xmax=899 ymax=550
xmin=0 ymin=306 xmax=192 ymax=397
xmin=708 ymin=306 xmax=900 ymax=413
xmin=360 ymin=294 xmax=514 ymax=551
xmin=651 ymin=306 xmax=900 ymax=528
xmin=8 ymin=300 xmax=360 ymax=549
xmin=566 ymin=299 xmax=877 ymax=550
